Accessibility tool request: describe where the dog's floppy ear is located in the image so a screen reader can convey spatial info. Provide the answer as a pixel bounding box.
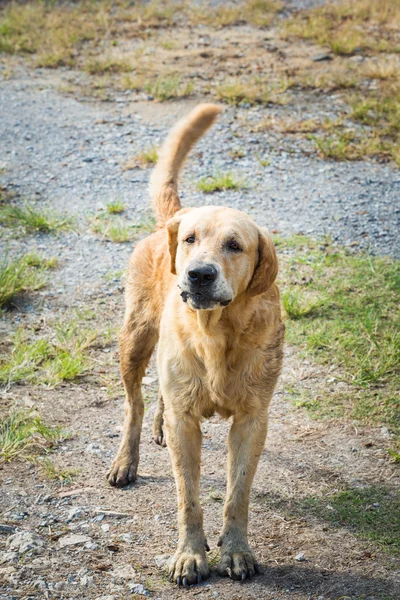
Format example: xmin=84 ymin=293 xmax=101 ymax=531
xmin=247 ymin=229 xmax=278 ymax=297
xmin=166 ymin=216 xmax=180 ymax=275
xmin=166 ymin=208 xmax=193 ymax=275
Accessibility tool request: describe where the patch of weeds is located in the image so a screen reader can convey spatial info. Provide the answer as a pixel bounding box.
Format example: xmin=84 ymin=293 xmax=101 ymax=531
xmin=208 ymin=486 xmax=224 ymax=503
xmin=282 ymin=289 xmax=322 ymax=319
xmin=0 ymin=332 xmax=51 ymax=387
xmin=0 ymin=253 xmax=56 ymax=308
xmin=216 ymin=77 xmax=289 ymax=106
xmin=90 ymin=216 xmax=134 ymax=243
xmin=123 ymin=146 xmax=158 ymax=170
xmin=40 ymin=457 xmax=79 ymax=484
xmin=160 ymin=39 xmax=179 ymax=50
xmin=229 ymin=148 xmax=245 ymax=159
xmin=42 ymin=352 xmax=88 ymax=386
xmin=257 ymin=117 xmax=321 ymax=134
xmin=363 ymin=57 xmax=400 ymax=81
xmin=288 ymin=387 xmax=324 ymax=414
xmin=0 ymin=204 xmax=74 ymax=234
xmin=256 ymin=154 xmax=271 ymax=167
xmin=388 ymin=446 xmax=400 ymax=464
xmin=310 ymin=130 xmax=394 ymax=164
xmin=277 ymin=236 xmax=400 ymax=432
xmin=0 ymin=2 xmax=101 ymax=64
xmin=106 ymin=201 xmax=126 ymax=214
xmin=197 ymin=171 xmax=248 ymax=193
xmin=350 ymin=91 xmax=400 ymax=135
xmin=190 ymin=0 xmax=282 ymax=27
xmin=302 ymin=487 xmax=400 ymax=554
xmin=0 ymin=408 xmax=66 ymax=462
xmin=145 ymin=76 xmax=193 ymax=101
xmin=104 ymin=269 xmax=125 ymax=282
xmin=84 ymin=56 xmax=134 ymax=75
xmin=282 ymin=0 xmax=400 ymax=55
xmin=207 ymin=548 xmax=221 ymax=567
xmin=0 ymin=315 xmax=97 ymax=388
xmin=297 ymin=67 xmax=361 ymax=92
xmin=120 ymin=74 xmax=145 ymax=91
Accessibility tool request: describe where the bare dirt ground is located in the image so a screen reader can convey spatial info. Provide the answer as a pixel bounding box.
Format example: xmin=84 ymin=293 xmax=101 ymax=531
xmin=1 ymin=2 xmax=399 ymax=599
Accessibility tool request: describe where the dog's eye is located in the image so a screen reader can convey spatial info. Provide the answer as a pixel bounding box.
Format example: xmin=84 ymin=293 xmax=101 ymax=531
xmin=185 ymin=235 xmax=195 ymax=244
xmin=226 ymin=240 xmax=242 ymax=252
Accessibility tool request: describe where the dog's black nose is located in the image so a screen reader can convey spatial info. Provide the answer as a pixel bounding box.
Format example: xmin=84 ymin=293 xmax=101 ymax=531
xmin=188 ymin=264 xmax=217 ymax=286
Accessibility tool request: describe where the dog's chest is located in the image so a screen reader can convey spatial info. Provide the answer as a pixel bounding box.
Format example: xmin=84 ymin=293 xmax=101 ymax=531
xmin=197 ymin=341 xmax=265 ymax=412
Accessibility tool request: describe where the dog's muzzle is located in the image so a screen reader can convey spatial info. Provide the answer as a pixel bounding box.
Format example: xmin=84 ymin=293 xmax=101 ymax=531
xmin=179 ymin=262 xmax=232 ymax=309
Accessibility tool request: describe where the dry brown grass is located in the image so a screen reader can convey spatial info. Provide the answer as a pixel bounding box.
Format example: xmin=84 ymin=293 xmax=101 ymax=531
xmin=362 ymin=57 xmax=400 ymax=80
xmin=282 ymin=0 xmax=400 ymax=55
xmin=190 ymin=0 xmax=283 ymax=27
xmin=255 ymin=116 xmax=321 ymax=134
xmin=0 ymin=0 xmax=284 ymax=70
xmin=216 ymin=76 xmax=291 ymax=106
xmin=122 ymin=147 xmax=159 ymax=171
xmin=296 ymin=65 xmax=361 ymax=92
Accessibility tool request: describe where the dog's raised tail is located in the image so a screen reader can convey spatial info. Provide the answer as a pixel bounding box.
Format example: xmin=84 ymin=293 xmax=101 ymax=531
xmin=149 ymin=103 xmax=221 ymax=226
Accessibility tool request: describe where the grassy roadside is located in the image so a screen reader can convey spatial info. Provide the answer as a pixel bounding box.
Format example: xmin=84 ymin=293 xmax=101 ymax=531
xmin=1 ymin=1 xmax=399 ymax=166
xmin=276 ymin=235 xmax=399 ymax=440
xmin=280 ymin=0 xmax=400 ymax=166
xmin=0 ymin=408 xmax=66 ymax=462
xmin=0 ymin=0 xmax=282 ymax=67
xmin=0 ymin=253 xmax=57 ymax=308
xmin=0 ymin=313 xmax=97 ymax=388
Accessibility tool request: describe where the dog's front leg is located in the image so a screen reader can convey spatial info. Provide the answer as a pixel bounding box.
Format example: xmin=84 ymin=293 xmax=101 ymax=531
xmin=217 ymin=411 xmax=268 ymax=580
xmin=164 ymin=411 xmax=210 ymax=587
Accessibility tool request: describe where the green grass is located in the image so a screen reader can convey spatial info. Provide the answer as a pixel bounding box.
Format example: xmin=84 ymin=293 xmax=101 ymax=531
xmin=216 ymin=75 xmax=291 ymax=106
xmin=0 ymin=408 xmax=66 ymax=462
xmin=256 ymin=154 xmax=271 ymax=167
xmin=282 ymin=289 xmax=321 ymax=319
xmin=145 ymin=76 xmax=193 ymax=101
xmin=277 ymin=236 xmax=399 ymax=433
xmin=281 ymin=0 xmax=400 ymax=55
xmin=216 ymin=79 xmax=270 ymax=106
xmin=137 ymin=146 xmax=158 ymax=166
xmin=0 ymin=315 xmax=97 ymax=388
xmin=123 ymin=146 xmax=159 ymax=170
xmin=388 ymin=446 xmax=400 ymax=464
xmin=0 ymin=253 xmax=57 ymax=308
xmin=190 ymin=0 xmax=282 ymax=27
xmin=310 ymin=129 xmax=397 ymax=165
xmin=302 ymin=487 xmax=400 ymax=555
xmin=90 ymin=208 xmax=155 ymax=242
xmin=106 ymin=200 xmax=126 ymax=214
xmin=0 ymin=204 xmax=74 ymax=233
xmin=197 ymin=171 xmax=248 ymax=193
xmin=90 ymin=216 xmax=134 ymax=242
xmin=84 ymin=56 xmax=134 ymax=75
xmin=40 ymin=457 xmax=79 ymax=483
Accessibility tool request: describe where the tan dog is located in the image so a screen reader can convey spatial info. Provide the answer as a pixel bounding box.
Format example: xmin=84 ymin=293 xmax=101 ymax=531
xmin=108 ymin=104 xmax=284 ymax=587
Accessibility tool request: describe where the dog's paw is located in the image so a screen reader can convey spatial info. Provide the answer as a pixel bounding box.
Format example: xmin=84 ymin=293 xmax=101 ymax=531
xmin=217 ymin=550 xmax=259 ymax=581
xmin=168 ymin=550 xmax=209 ymax=588
xmin=107 ymin=460 xmax=137 ymax=488
xmin=153 ymin=413 xmax=167 ymax=447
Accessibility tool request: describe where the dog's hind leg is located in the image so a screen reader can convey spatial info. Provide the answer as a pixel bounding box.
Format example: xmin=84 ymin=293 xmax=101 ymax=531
xmin=107 ymin=309 xmax=158 ymax=488
xmin=153 ymin=389 xmax=167 ymax=446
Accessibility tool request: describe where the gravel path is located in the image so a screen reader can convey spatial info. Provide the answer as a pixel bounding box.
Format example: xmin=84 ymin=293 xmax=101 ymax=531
xmin=1 ymin=75 xmax=399 ymax=269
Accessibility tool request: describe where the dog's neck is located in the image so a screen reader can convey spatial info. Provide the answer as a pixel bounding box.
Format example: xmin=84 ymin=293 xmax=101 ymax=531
xmin=184 ymin=292 xmax=258 ymax=340
xmin=196 ymin=307 xmax=224 ymax=336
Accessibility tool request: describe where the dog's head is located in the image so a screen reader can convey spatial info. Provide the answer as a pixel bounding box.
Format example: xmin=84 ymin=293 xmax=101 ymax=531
xmin=167 ymin=206 xmax=278 ymax=311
